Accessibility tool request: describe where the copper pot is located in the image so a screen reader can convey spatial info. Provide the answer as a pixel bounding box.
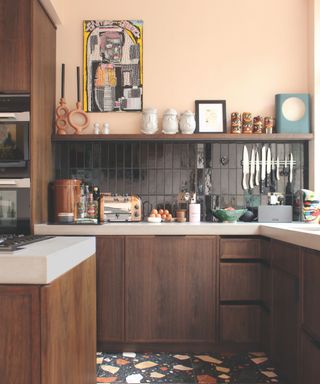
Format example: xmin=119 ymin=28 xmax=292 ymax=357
xmin=53 ymin=179 xmax=81 ymax=223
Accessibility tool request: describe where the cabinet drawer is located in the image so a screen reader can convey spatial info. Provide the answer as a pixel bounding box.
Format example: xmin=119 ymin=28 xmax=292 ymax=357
xmin=220 ymin=238 xmax=261 ymax=259
xmin=300 ymin=332 xmax=320 ymax=384
xmin=220 ymin=263 xmax=261 ymax=301
xmin=271 ymin=240 xmax=299 ymax=277
xmin=220 ymin=305 xmax=261 ymax=343
xmin=302 ymin=248 xmax=320 ymax=339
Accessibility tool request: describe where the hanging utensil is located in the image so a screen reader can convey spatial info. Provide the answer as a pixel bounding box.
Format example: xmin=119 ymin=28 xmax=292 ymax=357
xmin=270 ymin=157 xmax=276 ymax=192
xmin=260 ymin=145 xmax=266 ymax=193
xmin=56 ymin=63 xmax=69 ymax=135
xmin=276 ymin=156 xmax=280 ymax=181
xmin=249 ymin=148 xmax=255 ymax=190
xmin=242 ymin=145 xmax=249 ymax=191
xmin=255 ymin=149 xmax=260 ymax=186
xmin=285 ymin=153 xmax=294 ymax=204
xmin=68 ymin=66 xmax=90 ymax=134
xmin=266 ymin=147 xmax=271 ymax=188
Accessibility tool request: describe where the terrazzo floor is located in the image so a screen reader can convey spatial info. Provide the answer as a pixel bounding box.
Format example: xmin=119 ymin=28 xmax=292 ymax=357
xmin=96 ymin=352 xmax=283 ymax=383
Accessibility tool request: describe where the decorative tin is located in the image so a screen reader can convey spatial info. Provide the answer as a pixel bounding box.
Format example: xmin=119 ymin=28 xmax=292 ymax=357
xmin=242 ymin=112 xmax=253 ymax=134
xmin=253 ymin=115 xmax=263 ymax=134
xmin=264 ymin=116 xmax=274 ymax=134
xmin=231 ymin=112 xmax=242 ymax=134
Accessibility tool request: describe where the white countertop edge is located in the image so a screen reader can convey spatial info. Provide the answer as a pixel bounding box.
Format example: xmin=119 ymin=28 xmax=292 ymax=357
xmin=0 ymin=237 xmax=96 ymax=284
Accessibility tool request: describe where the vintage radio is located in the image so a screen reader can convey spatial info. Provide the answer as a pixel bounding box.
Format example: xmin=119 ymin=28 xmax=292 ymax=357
xmin=100 ymin=193 xmax=142 ymax=222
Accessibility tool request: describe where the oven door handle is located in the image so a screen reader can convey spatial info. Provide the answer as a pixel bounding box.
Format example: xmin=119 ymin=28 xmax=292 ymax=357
xmin=0 ymin=178 xmax=30 ymax=188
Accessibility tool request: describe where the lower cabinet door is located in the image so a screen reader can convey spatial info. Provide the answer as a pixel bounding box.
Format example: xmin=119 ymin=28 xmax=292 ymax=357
xmin=125 ymin=236 xmax=217 ymax=342
xmin=272 ymin=268 xmax=299 ymax=384
xmin=300 ymin=332 xmax=320 ymax=384
xmin=220 ymin=305 xmax=261 ymax=343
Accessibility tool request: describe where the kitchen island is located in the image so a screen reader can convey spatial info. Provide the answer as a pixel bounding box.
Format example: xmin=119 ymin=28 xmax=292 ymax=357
xmin=0 ymin=236 xmax=96 ymax=384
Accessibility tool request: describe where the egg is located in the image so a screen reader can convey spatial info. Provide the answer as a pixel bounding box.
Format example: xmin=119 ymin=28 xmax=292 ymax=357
xmin=149 ymin=213 xmax=156 ymax=218
xmin=151 ymin=209 xmax=158 ymax=215
xmin=156 ymin=213 xmax=161 ymax=218
xmin=161 ymin=214 xmax=167 ymax=220
xmin=166 ymin=214 xmax=172 ymax=221
xmin=164 ymin=209 xmax=169 ymax=215
xmin=159 ymin=209 xmax=164 ymax=215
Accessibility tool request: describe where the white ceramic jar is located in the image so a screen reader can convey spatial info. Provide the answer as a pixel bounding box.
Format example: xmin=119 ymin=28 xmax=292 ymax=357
xmin=162 ymin=108 xmax=179 ymax=134
xmin=141 ymin=108 xmax=158 ymax=134
xmin=179 ymin=110 xmax=196 ymax=134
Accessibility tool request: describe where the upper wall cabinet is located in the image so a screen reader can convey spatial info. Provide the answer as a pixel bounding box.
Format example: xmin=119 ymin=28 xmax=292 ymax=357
xmin=0 ymin=0 xmax=31 ymax=92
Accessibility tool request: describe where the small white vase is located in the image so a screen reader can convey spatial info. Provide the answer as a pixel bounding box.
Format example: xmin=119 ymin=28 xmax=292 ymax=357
xmin=162 ymin=108 xmax=178 ymax=134
xmin=141 ymin=108 xmax=158 ymax=134
xmin=179 ymin=110 xmax=196 ymax=134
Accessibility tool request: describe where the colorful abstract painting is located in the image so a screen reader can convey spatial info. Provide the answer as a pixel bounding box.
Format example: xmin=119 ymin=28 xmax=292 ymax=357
xmin=83 ymin=20 xmax=143 ymax=112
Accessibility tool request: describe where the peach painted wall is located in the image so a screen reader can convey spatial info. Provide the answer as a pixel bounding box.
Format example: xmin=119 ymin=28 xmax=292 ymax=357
xmin=55 ymin=0 xmax=310 ymax=134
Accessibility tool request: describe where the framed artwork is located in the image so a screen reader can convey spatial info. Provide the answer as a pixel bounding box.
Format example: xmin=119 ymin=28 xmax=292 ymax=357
xmin=83 ymin=20 xmax=143 ymax=112
xmin=195 ymin=100 xmax=226 ymax=133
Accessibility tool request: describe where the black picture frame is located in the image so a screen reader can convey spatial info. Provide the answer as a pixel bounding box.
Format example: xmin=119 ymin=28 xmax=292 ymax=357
xmin=195 ymin=100 xmax=226 ymax=133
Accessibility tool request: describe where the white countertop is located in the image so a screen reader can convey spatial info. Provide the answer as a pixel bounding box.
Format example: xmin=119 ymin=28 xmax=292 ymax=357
xmin=34 ymin=222 xmax=320 ymax=252
xmin=0 ymin=236 xmax=95 ymax=285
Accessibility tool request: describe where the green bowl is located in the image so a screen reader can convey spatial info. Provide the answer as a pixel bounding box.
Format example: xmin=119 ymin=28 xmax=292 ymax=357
xmin=213 ymin=209 xmax=247 ymax=223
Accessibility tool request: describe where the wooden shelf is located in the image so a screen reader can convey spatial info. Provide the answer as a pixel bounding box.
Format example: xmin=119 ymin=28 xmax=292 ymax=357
xmin=51 ymin=133 xmax=314 ymax=142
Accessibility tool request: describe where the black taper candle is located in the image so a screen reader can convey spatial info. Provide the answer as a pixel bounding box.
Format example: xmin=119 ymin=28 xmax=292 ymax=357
xmin=61 ymin=63 xmax=65 ymax=99
xmin=77 ymin=66 xmax=80 ymax=102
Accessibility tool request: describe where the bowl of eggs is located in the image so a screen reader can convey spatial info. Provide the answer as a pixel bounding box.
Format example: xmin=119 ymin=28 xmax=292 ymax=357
xmin=148 ymin=208 xmax=174 ymax=223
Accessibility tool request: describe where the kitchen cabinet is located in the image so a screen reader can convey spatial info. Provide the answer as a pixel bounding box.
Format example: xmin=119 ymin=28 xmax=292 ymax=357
xmin=125 ymin=236 xmax=217 ymax=343
xmin=0 ymin=256 xmax=96 ymax=384
xmin=96 ymin=236 xmax=125 ymax=350
xmin=219 ymin=237 xmax=262 ymax=345
xmin=300 ymin=330 xmax=320 ymax=384
xmin=0 ymin=0 xmax=31 ymax=92
xmin=271 ymin=240 xmax=300 ymax=384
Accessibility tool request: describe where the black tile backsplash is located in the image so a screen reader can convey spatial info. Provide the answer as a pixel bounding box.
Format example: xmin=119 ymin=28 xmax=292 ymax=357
xmin=54 ymin=141 xmax=308 ymax=220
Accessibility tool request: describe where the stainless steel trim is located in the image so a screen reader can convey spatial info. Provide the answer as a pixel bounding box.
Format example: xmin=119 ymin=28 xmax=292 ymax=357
xmin=0 ymin=178 xmax=30 ymax=188
xmin=0 ymin=111 xmax=30 ymax=122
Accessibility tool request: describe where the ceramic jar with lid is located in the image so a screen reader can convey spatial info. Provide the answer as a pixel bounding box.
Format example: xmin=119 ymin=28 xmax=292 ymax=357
xmin=162 ymin=108 xmax=179 ymax=134
xmin=179 ymin=110 xmax=196 ymax=134
xmin=141 ymin=108 xmax=158 ymax=134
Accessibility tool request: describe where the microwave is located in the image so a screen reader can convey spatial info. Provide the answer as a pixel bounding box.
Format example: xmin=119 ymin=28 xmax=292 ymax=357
xmin=0 ymin=94 xmax=30 ymax=177
xmin=0 ymin=178 xmax=30 ymax=234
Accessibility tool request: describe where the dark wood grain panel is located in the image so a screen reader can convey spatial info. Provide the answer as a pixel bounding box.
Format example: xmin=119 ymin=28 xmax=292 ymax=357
xmin=220 ymin=305 xmax=261 ymax=343
xmin=220 ymin=238 xmax=261 ymax=259
xmin=301 ymin=247 xmax=320 ymax=340
xmin=271 ymin=239 xmax=300 ymax=277
xmin=30 ymin=0 xmax=56 ymax=227
xmin=220 ymin=263 xmax=261 ymax=301
xmin=125 ymin=236 xmax=217 ymax=342
xmin=0 ymin=0 xmax=31 ymax=92
xmin=40 ymin=256 xmax=96 ymax=384
xmin=300 ymin=332 xmax=320 ymax=384
xmin=261 ymin=263 xmax=271 ymax=309
xmin=0 ymin=286 xmax=40 ymax=384
xmin=271 ymin=267 xmax=299 ymax=384
xmin=96 ymin=236 xmax=125 ymax=344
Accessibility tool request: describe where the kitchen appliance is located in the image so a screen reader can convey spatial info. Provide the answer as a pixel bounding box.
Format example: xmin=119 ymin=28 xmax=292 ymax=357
xmin=258 ymin=205 xmax=292 ymax=223
xmin=0 ymin=94 xmax=30 ymax=177
xmin=0 ymin=178 xmax=30 ymax=234
xmin=52 ymin=179 xmax=81 ymax=223
xmin=0 ymin=234 xmax=52 ymax=252
xmin=100 ymin=193 xmax=142 ymax=222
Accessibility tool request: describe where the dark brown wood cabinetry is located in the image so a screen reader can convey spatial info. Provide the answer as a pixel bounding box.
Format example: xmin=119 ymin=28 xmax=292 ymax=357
xmin=0 ymin=0 xmax=56 ymax=226
xmin=0 ymin=0 xmax=31 ymax=92
xmin=125 ymin=236 xmax=217 ymax=343
xmin=271 ymin=240 xmax=300 ymax=384
xmin=219 ymin=237 xmax=262 ymax=345
xmin=0 ymin=256 xmax=96 ymax=384
xmin=96 ymin=236 xmax=125 ymax=349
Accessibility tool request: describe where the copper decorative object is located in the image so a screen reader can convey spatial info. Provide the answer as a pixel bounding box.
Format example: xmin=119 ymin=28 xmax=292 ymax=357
xmin=56 ymin=64 xmax=69 ymax=135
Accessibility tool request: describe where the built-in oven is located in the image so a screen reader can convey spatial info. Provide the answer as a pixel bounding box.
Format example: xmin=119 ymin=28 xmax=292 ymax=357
xmin=0 ymin=94 xmax=30 ymax=178
xmin=0 ymin=178 xmax=30 ymax=234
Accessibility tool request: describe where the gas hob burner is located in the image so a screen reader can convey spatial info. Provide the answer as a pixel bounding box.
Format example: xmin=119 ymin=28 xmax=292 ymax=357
xmin=0 ymin=234 xmax=53 ymax=252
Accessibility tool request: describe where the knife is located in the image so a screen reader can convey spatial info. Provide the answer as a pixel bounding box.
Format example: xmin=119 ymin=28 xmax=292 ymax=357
xmin=242 ymin=145 xmax=249 ymax=191
xmin=266 ymin=147 xmax=271 ymax=188
xmin=249 ymin=148 xmax=255 ymax=190
xmin=285 ymin=153 xmax=294 ymax=204
xmin=260 ymin=145 xmax=266 ymax=193
xmin=255 ymin=150 xmax=260 ymax=186
xmin=276 ymin=156 xmax=280 ymax=180
xmin=270 ymin=157 xmax=276 ymax=192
